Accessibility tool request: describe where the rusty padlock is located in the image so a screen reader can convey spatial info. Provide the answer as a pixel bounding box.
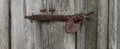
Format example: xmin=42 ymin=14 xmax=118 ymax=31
xmin=65 ymin=13 xmax=90 ymax=33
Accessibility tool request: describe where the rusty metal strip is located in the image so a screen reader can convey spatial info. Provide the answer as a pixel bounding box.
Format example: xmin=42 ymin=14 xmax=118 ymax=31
xmin=25 ymin=11 xmax=94 ymax=33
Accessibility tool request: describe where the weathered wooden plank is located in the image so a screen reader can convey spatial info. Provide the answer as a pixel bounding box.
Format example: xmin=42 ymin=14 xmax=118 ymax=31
xmin=84 ymin=0 xmax=98 ymax=49
xmin=97 ymin=0 xmax=108 ymax=49
xmin=26 ymin=0 xmax=75 ymax=49
xmin=48 ymin=0 xmax=75 ymax=49
xmin=116 ymin=0 xmax=120 ymax=48
xmin=11 ymin=0 xmax=29 ymax=49
xmin=75 ymin=0 xmax=85 ymax=49
xmin=109 ymin=0 xmax=117 ymax=49
xmin=0 ymin=0 xmax=9 ymax=49
xmin=11 ymin=0 xmax=75 ymax=49
xmin=109 ymin=0 xmax=120 ymax=49
xmin=77 ymin=0 xmax=98 ymax=49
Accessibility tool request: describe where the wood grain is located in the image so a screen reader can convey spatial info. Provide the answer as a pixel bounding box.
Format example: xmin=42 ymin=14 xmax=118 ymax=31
xmin=10 ymin=0 xmax=110 ymax=49
xmin=11 ymin=0 xmax=28 ymax=49
xmin=97 ymin=0 xmax=108 ymax=49
xmin=75 ymin=0 xmax=85 ymax=49
xmin=109 ymin=0 xmax=117 ymax=49
xmin=114 ymin=0 xmax=120 ymax=49
xmin=0 ymin=0 xmax=9 ymax=49
xmin=11 ymin=0 xmax=75 ymax=49
xmin=77 ymin=0 xmax=98 ymax=49
xmin=116 ymin=0 xmax=120 ymax=49
xmin=109 ymin=0 xmax=120 ymax=49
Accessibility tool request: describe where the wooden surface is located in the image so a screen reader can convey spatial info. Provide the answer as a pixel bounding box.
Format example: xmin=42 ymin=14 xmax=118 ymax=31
xmin=77 ymin=0 xmax=98 ymax=49
xmin=76 ymin=0 xmax=84 ymax=49
xmin=116 ymin=0 xmax=120 ymax=48
xmin=11 ymin=0 xmax=27 ymax=49
xmin=109 ymin=0 xmax=120 ymax=49
xmin=109 ymin=0 xmax=117 ymax=49
xmin=0 ymin=0 xmax=9 ymax=49
xmin=11 ymin=0 xmax=75 ymax=49
xmin=9 ymin=0 xmax=118 ymax=49
xmin=97 ymin=0 xmax=108 ymax=49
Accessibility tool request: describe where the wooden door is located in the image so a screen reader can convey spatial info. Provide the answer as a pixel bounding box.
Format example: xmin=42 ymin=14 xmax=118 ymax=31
xmin=10 ymin=0 xmax=108 ymax=49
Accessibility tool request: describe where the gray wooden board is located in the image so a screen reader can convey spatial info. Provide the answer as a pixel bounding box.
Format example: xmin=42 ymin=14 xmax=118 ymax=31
xmin=75 ymin=0 xmax=85 ymax=49
xmin=116 ymin=0 xmax=120 ymax=48
xmin=109 ymin=0 xmax=117 ymax=49
xmin=11 ymin=0 xmax=76 ymax=49
xmin=97 ymin=0 xmax=108 ymax=49
xmin=11 ymin=0 xmax=28 ymax=49
xmin=0 ymin=0 xmax=9 ymax=49
xmin=77 ymin=0 xmax=98 ymax=49
xmin=109 ymin=0 xmax=120 ymax=49
xmin=26 ymin=0 xmax=75 ymax=49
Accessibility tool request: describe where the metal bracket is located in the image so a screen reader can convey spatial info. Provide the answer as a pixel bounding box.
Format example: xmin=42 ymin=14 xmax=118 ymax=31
xmin=25 ymin=11 xmax=94 ymax=34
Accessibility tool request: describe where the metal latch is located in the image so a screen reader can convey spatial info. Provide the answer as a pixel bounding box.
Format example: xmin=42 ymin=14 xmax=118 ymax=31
xmin=25 ymin=11 xmax=94 ymax=34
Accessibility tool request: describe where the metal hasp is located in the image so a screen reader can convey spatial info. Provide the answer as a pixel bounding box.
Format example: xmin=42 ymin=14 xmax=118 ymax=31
xmin=25 ymin=11 xmax=94 ymax=34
